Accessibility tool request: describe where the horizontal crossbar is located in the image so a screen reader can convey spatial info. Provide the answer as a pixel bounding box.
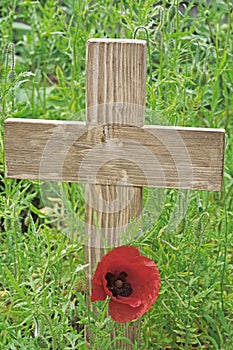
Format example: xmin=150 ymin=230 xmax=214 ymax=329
xmin=4 ymin=118 xmax=225 ymax=191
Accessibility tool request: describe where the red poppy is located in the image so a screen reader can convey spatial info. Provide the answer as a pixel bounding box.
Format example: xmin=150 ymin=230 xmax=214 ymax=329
xmin=91 ymin=246 xmax=160 ymax=323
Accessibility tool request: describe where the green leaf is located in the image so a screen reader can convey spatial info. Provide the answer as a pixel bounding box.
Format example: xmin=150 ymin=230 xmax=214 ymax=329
xmin=75 ymin=263 xmax=89 ymax=274
xmin=12 ymin=22 xmax=31 ymax=30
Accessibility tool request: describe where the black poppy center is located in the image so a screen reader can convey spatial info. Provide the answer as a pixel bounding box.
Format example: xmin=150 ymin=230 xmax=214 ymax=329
xmin=105 ymin=271 xmax=132 ymax=298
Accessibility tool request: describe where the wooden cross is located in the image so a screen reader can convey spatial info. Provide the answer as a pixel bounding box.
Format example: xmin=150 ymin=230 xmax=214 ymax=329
xmin=4 ymin=39 xmax=225 ymax=348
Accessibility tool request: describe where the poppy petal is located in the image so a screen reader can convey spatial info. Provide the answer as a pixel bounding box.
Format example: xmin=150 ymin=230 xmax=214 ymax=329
xmin=91 ymin=246 xmax=161 ymax=322
xmin=109 ymin=299 xmax=147 ymax=323
xmin=91 ymin=273 xmax=107 ymax=301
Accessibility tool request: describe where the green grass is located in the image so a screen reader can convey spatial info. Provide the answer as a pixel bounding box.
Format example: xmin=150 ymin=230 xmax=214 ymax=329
xmin=0 ymin=0 xmax=233 ymax=349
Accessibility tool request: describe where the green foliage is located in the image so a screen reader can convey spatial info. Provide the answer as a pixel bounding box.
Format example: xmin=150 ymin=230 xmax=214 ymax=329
xmin=0 ymin=0 xmax=233 ymax=349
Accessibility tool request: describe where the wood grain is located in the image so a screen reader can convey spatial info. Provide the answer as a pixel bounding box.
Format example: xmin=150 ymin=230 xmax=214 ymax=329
xmin=5 ymin=119 xmax=225 ymax=191
xmin=85 ymin=39 xmax=146 ymax=348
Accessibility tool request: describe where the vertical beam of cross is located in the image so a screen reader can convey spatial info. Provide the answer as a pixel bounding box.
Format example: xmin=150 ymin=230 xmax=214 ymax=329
xmin=84 ymin=39 xmax=146 ymax=347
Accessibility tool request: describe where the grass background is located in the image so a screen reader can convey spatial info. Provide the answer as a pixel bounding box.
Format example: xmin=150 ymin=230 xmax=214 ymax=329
xmin=0 ymin=0 xmax=233 ymax=349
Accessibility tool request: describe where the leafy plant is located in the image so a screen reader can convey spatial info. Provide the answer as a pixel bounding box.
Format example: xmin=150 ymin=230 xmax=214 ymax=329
xmin=0 ymin=0 xmax=232 ymax=349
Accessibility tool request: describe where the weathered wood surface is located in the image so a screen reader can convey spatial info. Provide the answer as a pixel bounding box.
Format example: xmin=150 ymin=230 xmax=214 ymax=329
xmin=5 ymin=118 xmax=225 ymax=191
xmin=86 ymin=38 xmax=146 ymax=126
xmin=84 ymin=39 xmax=145 ymax=349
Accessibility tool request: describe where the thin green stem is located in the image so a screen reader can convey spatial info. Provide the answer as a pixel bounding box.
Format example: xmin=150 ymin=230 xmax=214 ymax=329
xmin=220 ymin=193 xmax=228 ymax=312
xmin=37 ymin=312 xmax=57 ymax=350
xmin=133 ymin=26 xmax=152 ymax=83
